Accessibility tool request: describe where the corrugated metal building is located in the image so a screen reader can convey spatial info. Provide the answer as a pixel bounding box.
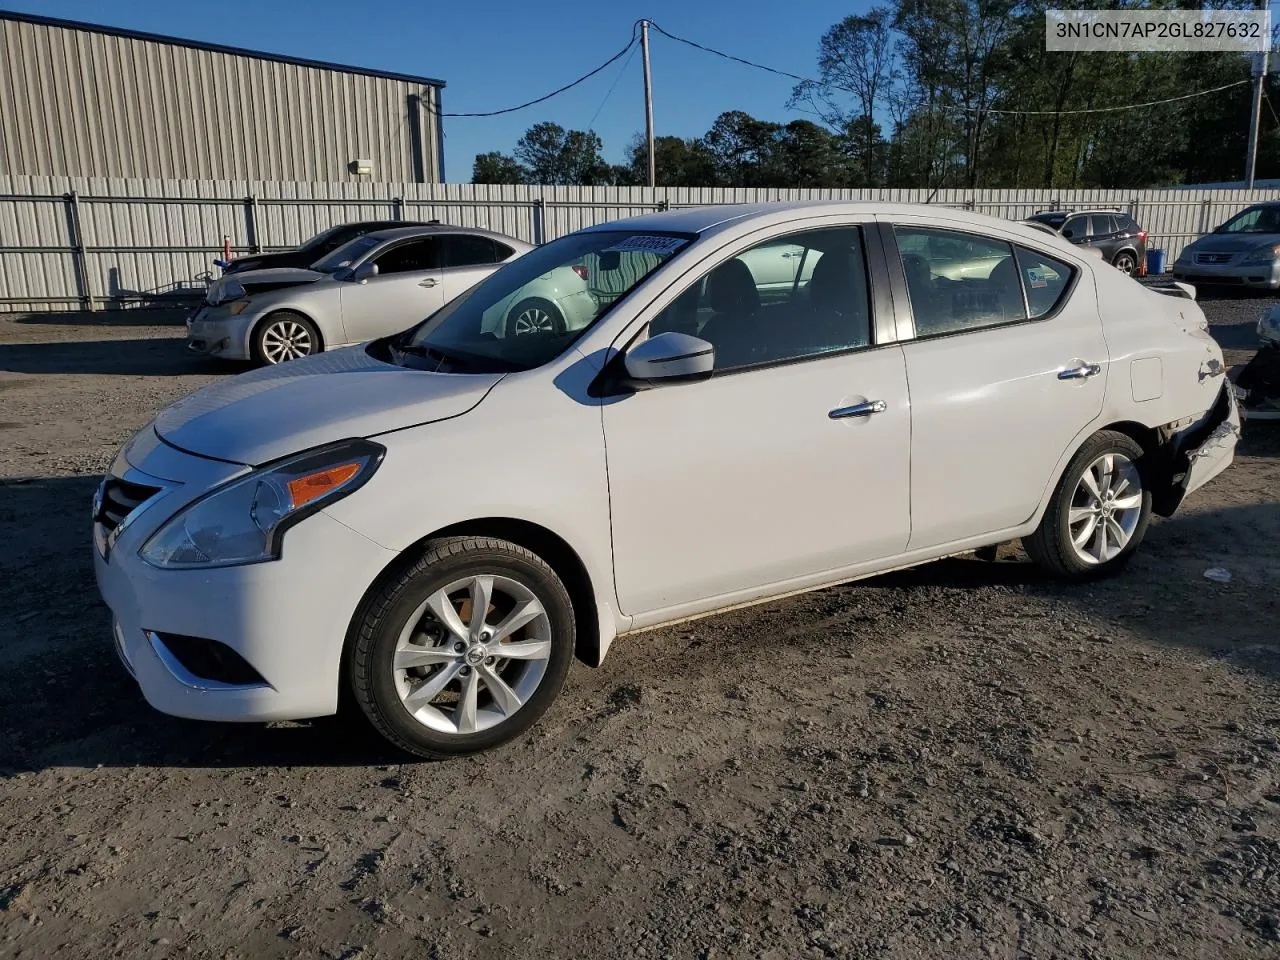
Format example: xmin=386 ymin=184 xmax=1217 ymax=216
xmin=0 ymin=11 xmax=447 ymax=183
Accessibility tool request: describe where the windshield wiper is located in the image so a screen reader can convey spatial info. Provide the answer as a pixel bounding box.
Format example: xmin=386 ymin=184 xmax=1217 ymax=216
xmin=391 ymin=341 xmax=466 ymax=371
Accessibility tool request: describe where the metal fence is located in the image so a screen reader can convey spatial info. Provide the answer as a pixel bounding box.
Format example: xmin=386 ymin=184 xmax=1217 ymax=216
xmin=3 ymin=175 xmax=1280 ymax=312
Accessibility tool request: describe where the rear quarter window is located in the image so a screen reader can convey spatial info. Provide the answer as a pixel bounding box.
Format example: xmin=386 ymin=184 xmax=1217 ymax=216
xmin=1014 ymin=246 xmax=1075 ymax=319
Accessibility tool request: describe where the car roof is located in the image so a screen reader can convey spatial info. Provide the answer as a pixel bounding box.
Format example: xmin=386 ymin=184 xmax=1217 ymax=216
xmin=357 ymin=224 xmax=531 ymax=246
xmin=577 ymin=200 xmax=1092 ymax=244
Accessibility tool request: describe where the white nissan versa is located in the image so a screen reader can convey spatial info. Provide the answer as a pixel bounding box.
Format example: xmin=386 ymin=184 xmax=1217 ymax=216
xmin=93 ymin=202 xmax=1239 ymax=759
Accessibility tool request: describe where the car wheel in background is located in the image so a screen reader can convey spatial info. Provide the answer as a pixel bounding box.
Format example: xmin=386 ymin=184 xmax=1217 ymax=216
xmin=1112 ymin=251 xmax=1137 ymax=275
xmin=1023 ymin=430 xmax=1152 ymax=580
xmin=505 ymin=298 xmax=565 ymax=338
xmin=254 ymin=312 xmax=321 ymax=365
xmin=347 ymin=537 xmax=576 ymax=759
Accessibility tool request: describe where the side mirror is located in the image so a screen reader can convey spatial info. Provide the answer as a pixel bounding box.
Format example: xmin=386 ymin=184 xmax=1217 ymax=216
xmin=621 ymin=331 xmax=714 ymax=388
xmin=352 ymin=262 xmax=379 ymax=283
xmin=1061 ymin=228 xmax=1075 ymax=240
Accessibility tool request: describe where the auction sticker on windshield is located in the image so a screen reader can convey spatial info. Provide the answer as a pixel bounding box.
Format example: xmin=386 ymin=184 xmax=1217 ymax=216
xmin=602 ymin=236 xmax=687 ymax=255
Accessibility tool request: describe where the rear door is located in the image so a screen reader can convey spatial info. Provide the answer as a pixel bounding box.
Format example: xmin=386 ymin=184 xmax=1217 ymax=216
xmin=339 ymin=237 xmax=444 ymax=343
xmin=881 ymin=217 xmax=1108 ymax=549
xmin=438 ymin=234 xmax=504 ymax=301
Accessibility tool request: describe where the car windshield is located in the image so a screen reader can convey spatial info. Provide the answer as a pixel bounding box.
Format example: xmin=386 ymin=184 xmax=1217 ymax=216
xmin=310 ymin=235 xmax=382 ymax=273
xmin=391 ymin=229 xmax=695 ymax=373
xmin=298 ymin=224 xmax=347 ymax=252
xmin=1215 ymin=205 xmax=1280 ymax=233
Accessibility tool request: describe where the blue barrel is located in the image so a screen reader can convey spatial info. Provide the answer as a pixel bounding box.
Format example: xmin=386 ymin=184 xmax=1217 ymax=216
xmin=1146 ymin=248 xmax=1166 ymax=275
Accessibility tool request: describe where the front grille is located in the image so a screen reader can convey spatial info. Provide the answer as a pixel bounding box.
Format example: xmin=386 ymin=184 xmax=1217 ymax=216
xmin=1195 ymin=253 xmax=1233 ymax=265
xmin=151 ymin=632 xmax=267 ymax=686
xmin=96 ymin=476 xmax=161 ymax=536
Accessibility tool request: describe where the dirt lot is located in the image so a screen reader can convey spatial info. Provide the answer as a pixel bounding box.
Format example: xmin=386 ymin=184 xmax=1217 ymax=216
xmin=1 ymin=297 xmax=1278 ymax=960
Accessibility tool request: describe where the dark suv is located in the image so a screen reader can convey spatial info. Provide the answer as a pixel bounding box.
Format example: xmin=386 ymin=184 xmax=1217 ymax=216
xmin=1025 ymin=209 xmax=1148 ymax=275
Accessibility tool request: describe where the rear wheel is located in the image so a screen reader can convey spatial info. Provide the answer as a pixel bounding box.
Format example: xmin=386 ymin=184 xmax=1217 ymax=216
xmin=254 ymin=311 xmax=320 ymax=364
xmin=1023 ymin=431 xmax=1152 ymax=580
xmin=1112 ymin=251 xmax=1137 ymax=275
xmin=505 ymin=298 xmax=565 ymax=338
xmin=348 ymin=537 xmax=575 ymax=759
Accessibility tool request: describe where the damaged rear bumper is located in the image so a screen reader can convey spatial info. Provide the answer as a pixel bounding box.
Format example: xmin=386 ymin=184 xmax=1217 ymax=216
xmin=1151 ymin=381 xmax=1240 ymax=517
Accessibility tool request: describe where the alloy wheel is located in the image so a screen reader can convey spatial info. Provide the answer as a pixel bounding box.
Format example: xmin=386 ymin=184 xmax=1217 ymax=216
xmin=392 ymin=574 xmax=552 ymax=735
xmin=261 ymin=320 xmax=313 ymax=362
xmin=1067 ymin=452 xmax=1143 ymax=565
xmin=512 ymin=307 xmax=555 ymax=336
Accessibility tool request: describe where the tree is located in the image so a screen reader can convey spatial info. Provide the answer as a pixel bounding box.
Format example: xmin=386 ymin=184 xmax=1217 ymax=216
xmin=789 ymin=7 xmax=897 ymax=185
xmin=471 ymin=151 xmax=524 ymax=185
xmin=625 ymin=134 xmax=718 ymax=186
xmin=513 ymin=122 xmax=611 ymax=185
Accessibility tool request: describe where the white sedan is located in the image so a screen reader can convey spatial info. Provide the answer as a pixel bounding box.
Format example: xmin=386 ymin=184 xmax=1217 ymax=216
xmin=94 ymin=201 xmax=1239 ymax=759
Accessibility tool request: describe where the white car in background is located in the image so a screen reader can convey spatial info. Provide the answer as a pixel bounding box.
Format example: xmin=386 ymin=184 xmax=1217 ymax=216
xmin=187 ymin=225 xmax=580 ymax=365
xmin=95 ymin=201 xmax=1237 ymax=761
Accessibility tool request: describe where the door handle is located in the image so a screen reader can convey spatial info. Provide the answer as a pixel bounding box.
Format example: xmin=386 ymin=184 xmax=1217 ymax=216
xmin=829 ymin=399 xmax=887 ymax=419
xmin=419 ymin=278 xmax=438 ymax=288
xmin=1058 ymin=362 xmax=1102 ymax=380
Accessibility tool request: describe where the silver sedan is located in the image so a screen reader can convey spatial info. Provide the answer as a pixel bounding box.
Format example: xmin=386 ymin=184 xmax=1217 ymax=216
xmin=186 ymin=225 xmax=535 ymax=364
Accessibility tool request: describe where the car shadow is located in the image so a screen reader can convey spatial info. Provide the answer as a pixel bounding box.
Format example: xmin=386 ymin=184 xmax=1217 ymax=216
xmin=1 ymin=468 xmax=1276 ymax=774
xmin=0 ymin=337 xmax=237 ymax=377
xmin=9 ymin=306 xmax=195 ymax=328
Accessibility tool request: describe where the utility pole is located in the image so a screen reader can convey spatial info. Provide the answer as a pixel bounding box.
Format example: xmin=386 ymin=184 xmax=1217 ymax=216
xmin=641 ymin=19 xmax=656 ymax=188
xmin=1245 ymin=0 xmax=1269 ymax=187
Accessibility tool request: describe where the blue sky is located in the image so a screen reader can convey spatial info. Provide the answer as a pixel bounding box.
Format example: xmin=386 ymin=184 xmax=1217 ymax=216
xmin=5 ymin=0 xmax=873 ymax=181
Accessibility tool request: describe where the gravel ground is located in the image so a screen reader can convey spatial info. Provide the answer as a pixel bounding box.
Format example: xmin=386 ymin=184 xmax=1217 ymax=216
xmin=1 ymin=293 xmax=1278 ymax=959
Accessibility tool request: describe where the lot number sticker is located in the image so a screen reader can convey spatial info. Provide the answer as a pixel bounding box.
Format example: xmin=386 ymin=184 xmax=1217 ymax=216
xmin=602 ymin=235 xmax=686 ymax=256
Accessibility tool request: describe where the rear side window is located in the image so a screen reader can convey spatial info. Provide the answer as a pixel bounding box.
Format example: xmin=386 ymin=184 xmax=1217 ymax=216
xmin=1014 ymin=246 xmax=1075 ymax=318
xmin=441 ymin=234 xmax=499 ymax=268
xmin=893 ymin=226 xmax=1026 ymax=336
xmin=493 ymin=241 xmax=516 ymax=260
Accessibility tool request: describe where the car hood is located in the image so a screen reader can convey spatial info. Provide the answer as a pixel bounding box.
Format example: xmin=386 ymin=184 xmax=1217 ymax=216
xmin=206 ymin=267 xmax=328 ymax=302
xmin=152 ymin=345 xmax=504 ymax=466
xmin=1184 ymin=232 xmax=1280 ymax=254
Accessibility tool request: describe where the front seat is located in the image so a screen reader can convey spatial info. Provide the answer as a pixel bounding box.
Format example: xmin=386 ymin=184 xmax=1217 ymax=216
xmin=804 ymin=250 xmax=869 ymax=350
xmin=696 ymin=259 xmax=763 ymax=367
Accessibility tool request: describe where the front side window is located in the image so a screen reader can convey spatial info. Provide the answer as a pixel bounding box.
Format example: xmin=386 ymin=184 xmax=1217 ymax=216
xmin=397 ymin=230 xmax=694 ymax=373
xmin=650 ymin=226 xmax=872 ymax=371
xmin=894 ymin=226 xmax=1026 ymax=336
xmin=373 ymin=238 xmax=441 ymax=275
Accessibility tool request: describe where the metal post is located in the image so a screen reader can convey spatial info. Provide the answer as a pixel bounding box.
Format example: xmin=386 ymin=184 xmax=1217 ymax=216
xmin=641 ymin=20 xmax=656 ymax=189
xmin=65 ymin=190 xmax=95 ymax=312
xmin=534 ymin=196 xmax=546 ymax=245
xmin=245 ymin=195 xmax=260 ymax=254
xmin=1246 ymin=46 xmax=1268 ymax=187
xmin=393 ymin=196 xmax=405 ymax=221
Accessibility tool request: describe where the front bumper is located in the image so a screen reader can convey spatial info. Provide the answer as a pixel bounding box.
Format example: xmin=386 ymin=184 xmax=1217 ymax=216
xmin=92 ymin=438 xmax=397 ymax=723
xmin=186 ymin=305 xmax=252 ymax=359
xmin=1171 ymin=259 xmax=1280 ymax=289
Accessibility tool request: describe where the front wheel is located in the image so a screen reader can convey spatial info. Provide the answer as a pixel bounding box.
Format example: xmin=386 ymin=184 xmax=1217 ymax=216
xmin=1112 ymin=251 xmax=1137 ymax=275
xmin=347 ymin=537 xmax=576 ymax=759
xmin=1022 ymin=430 xmax=1152 ymax=580
xmin=254 ymin=312 xmax=320 ymax=365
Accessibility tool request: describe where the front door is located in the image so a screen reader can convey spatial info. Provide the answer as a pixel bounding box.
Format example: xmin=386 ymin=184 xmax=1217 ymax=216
xmin=603 ymin=224 xmax=912 ymax=617
xmin=884 ymin=217 xmax=1108 ymax=549
xmin=340 ymin=237 xmax=444 ymax=343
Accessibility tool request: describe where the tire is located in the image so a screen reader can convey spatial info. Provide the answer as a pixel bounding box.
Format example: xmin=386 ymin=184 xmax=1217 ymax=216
xmin=253 ymin=311 xmax=321 ymax=365
xmin=1022 ymin=430 xmax=1152 ymax=581
xmin=1112 ymin=250 xmax=1137 ymax=276
xmin=348 ymin=537 xmax=575 ymax=760
xmin=504 ymin=298 xmax=565 ymax=338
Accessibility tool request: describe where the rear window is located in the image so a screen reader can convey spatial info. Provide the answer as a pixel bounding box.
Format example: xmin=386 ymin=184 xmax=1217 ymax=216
xmin=1031 ymin=213 xmax=1066 ymax=229
xmin=1014 ymin=246 xmax=1075 ymax=318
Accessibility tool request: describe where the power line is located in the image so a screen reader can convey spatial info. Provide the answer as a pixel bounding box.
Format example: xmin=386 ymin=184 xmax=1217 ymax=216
xmin=438 ymin=26 xmax=639 ymax=118
xmin=587 ymin=38 xmax=639 ymax=132
xmin=646 ymin=20 xmax=815 ymax=89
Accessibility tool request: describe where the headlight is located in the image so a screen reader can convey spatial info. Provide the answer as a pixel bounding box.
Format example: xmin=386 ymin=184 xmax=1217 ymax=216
xmin=139 ymin=439 xmax=384 ymax=569
xmin=208 ymin=279 xmax=247 ymax=305
xmin=1240 ymin=243 xmax=1280 ymax=265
